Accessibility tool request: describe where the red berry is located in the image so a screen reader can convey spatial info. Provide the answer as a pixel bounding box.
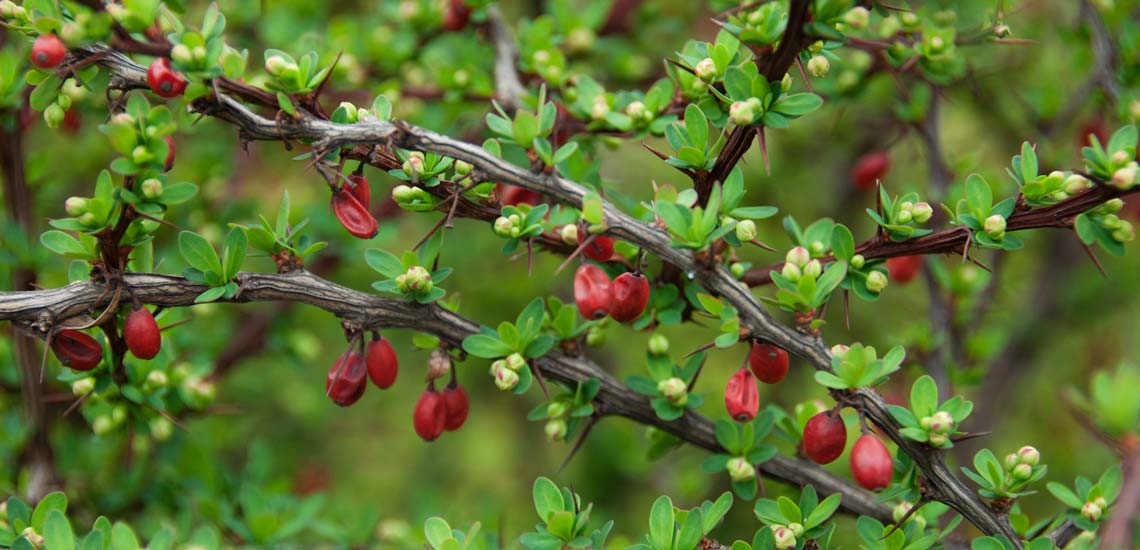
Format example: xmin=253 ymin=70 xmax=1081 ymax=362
xmin=441 ymin=0 xmax=472 ymax=31
xmin=31 ymin=34 xmax=67 ymax=69
xmin=748 ymin=342 xmax=789 ymax=384
xmin=497 ymin=184 xmax=541 ymax=206
xmin=582 ymin=236 xmax=615 ymax=262
xmin=803 ymin=411 xmax=847 ymax=465
xmin=573 ymin=263 xmax=612 ymax=320
xmin=413 ymin=386 xmax=447 ymax=441
xmin=886 ymin=255 xmax=923 ymax=284
xmin=163 ymin=135 xmax=176 ymax=172
xmin=347 ymin=173 xmax=371 ymax=210
xmin=326 ymin=352 xmax=367 ymax=407
xmin=724 ymin=368 xmax=759 ymax=422
xmin=332 ymin=187 xmax=378 ymax=239
xmin=852 ymin=151 xmax=890 ymax=193
xmin=146 ymin=58 xmax=188 ymax=98
xmin=442 ymin=383 xmax=469 ymax=431
xmin=61 ymin=109 xmax=82 ymax=134
xmin=123 ymin=307 xmax=161 ymax=360
xmin=850 ymin=434 xmax=894 ymax=490
xmin=365 ymin=334 xmax=398 ymax=389
xmin=51 ymin=329 xmax=103 ymax=371
xmin=609 ymin=272 xmax=649 ymax=323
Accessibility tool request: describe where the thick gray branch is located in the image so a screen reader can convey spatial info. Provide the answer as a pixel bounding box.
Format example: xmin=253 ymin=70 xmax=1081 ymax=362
xmin=0 ymin=270 xmax=889 ymax=521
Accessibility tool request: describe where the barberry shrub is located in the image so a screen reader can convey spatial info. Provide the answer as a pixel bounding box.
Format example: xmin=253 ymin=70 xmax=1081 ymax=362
xmin=0 ymin=0 xmax=1138 ymax=549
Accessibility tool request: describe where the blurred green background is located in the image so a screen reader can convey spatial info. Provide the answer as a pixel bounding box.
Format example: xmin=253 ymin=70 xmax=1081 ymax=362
xmin=1 ymin=0 xmax=1139 ymax=546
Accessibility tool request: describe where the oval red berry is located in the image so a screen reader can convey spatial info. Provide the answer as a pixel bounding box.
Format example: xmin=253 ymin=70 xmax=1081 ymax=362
xmin=442 ymin=384 xmax=469 ymax=431
xmin=413 ymin=387 xmax=447 ymax=441
xmin=724 ymin=368 xmax=759 ymax=422
xmin=124 ymin=307 xmax=162 ymax=360
xmin=31 ymin=34 xmax=67 ymax=69
xmin=748 ymin=343 xmax=789 ymax=384
xmin=365 ymin=335 xmax=398 ymax=389
xmin=850 ymin=434 xmax=894 ymax=490
xmin=146 ymin=58 xmax=188 ymax=98
xmin=609 ymin=272 xmax=649 ymax=323
xmin=582 ymin=236 xmax=615 ymax=262
xmin=51 ymin=329 xmax=103 ymax=371
xmin=803 ymin=411 xmax=847 ymax=465
xmin=573 ymin=264 xmax=612 ymax=320
xmin=326 ymin=352 xmax=367 ymax=407
xmin=332 ymin=187 xmax=378 ymax=239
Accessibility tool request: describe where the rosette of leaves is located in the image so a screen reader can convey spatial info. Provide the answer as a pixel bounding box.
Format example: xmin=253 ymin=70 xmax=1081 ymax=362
xmin=521 ymin=477 xmax=613 ymax=550
xmin=711 ymin=61 xmax=824 ymax=129
xmin=0 ymin=491 xmax=185 ymax=550
xmin=852 ymin=515 xmax=957 ymax=550
xmin=602 ymin=78 xmax=677 ymax=135
xmin=866 ymin=189 xmax=934 ymax=242
xmin=663 ymin=104 xmax=719 ymax=172
xmin=485 ymin=86 xmax=575 ymax=167
xmin=961 ymin=449 xmax=1048 ymax=499
xmin=753 ymin=485 xmax=843 ymax=542
xmin=702 ymin=412 xmax=779 ymax=499
xmin=494 ymin=203 xmax=566 ymax=254
xmin=626 ymin=352 xmax=705 ymax=421
xmin=764 ymin=246 xmax=847 ymax=319
xmin=101 ymin=95 xmax=177 ymax=177
xmin=782 ymin=216 xmax=834 ymax=257
xmin=945 ymin=174 xmax=1022 ymax=250
xmin=461 ymin=298 xmax=558 ymax=394
xmin=364 ymin=238 xmax=452 ymax=304
xmin=389 ymin=150 xmax=454 ymax=187
xmin=829 ymin=224 xmax=889 ymax=300
xmin=1081 ymin=125 xmax=1137 ymax=181
xmin=1063 ymin=362 xmax=1140 ymax=438
xmin=166 ymin=4 xmax=236 ymax=100
xmin=629 ymin=493 xmax=733 ymax=550
xmin=1009 ymin=142 xmax=1063 ymax=207
xmin=262 ymin=48 xmax=332 ymax=112
xmin=721 ymin=3 xmax=787 ymax=47
xmin=1047 ymin=465 xmax=1122 ymax=532
xmin=813 ymin=344 xmax=905 ymax=390
xmin=690 ymin=293 xmax=742 ymax=348
xmin=179 ymin=228 xmax=247 ymax=303
xmin=655 ymin=181 xmax=774 ymax=251
xmin=889 ymin=375 xmax=974 ymax=449
xmin=232 ymin=191 xmax=326 ymax=265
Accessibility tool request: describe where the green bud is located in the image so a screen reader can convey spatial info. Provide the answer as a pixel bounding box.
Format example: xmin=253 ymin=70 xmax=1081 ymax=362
xmin=866 ymin=271 xmax=888 ymax=293
xmin=71 ymin=377 xmax=95 ymax=396
xmin=771 ymin=525 xmax=796 ymax=550
xmin=928 ymin=432 xmax=949 ymax=446
xmin=657 ymin=377 xmax=687 ymax=406
xmin=392 ymin=185 xmax=417 ymax=203
xmin=1113 ymin=221 xmax=1135 ymax=243
xmin=141 ymin=178 xmax=163 ymax=199
xmin=892 ymin=502 xmax=913 ymax=523
xmin=1081 ymin=502 xmax=1102 ymax=522
xmin=399 ymin=265 xmax=432 ymax=293
xmin=20 ymin=527 xmax=44 ymax=548
xmin=1005 ymin=453 xmax=1020 ymax=470
xmin=171 ymin=44 xmax=193 ymax=66
xmin=625 ymin=100 xmax=650 ymax=122
xmin=144 ymin=370 xmax=168 ymax=391
xmin=786 ymin=246 xmax=810 ymax=267
xmin=984 ymin=214 xmax=1006 ymax=240
xmin=560 ymin=224 xmax=579 ymax=245
xmin=505 ymin=353 xmax=527 ymax=371
xmin=454 ymin=160 xmax=473 ymax=176
xmin=726 ymin=456 xmax=754 ymax=482
xmin=911 ymin=202 xmax=933 ymax=223
xmin=150 ymin=417 xmax=173 ymax=441
xmin=591 ymin=96 xmax=610 ymax=121
xmin=1017 ymin=445 xmax=1040 ymax=466
xmin=930 ymin=410 xmax=954 ymax=434
xmin=92 ymin=415 xmax=114 ymax=435
xmin=808 ymin=240 xmax=826 ymax=257
xmin=545 ymin=418 xmax=568 ymax=441
xmin=494 ymin=366 xmax=519 ymax=390
xmin=1011 ymin=462 xmax=1033 ymax=481
xmin=780 ymin=73 xmax=793 ymax=92
xmin=65 ymin=196 xmax=89 ymax=216
xmin=803 ymin=259 xmax=822 ymax=279
xmin=830 ymin=344 xmax=849 ymax=357
xmin=265 ymin=55 xmax=290 ymax=76
xmin=546 ymin=401 xmax=568 ymax=418
xmin=695 ymin=58 xmax=717 ymax=81
xmin=729 ymin=100 xmax=756 ymax=126
xmin=735 ymin=219 xmax=757 ymax=242
xmin=79 ymin=212 xmax=99 ymax=227
xmin=787 ymin=523 xmax=804 ymax=539
xmin=586 ymin=326 xmax=605 ymax=347
xmin=1064 ymin=174 xmax=1090 ymax=194
xmin=842 ymin=7 xmax=870 ymax=28
xmin=131 ymin=145 xmax=154 ymax=165
xmin=493 ymin=216 xmax=515 ymax=237
xmin=1111 ymin=165 xmax=1138 ymax=189
xmin=895 ymin=209 xmax=913 ymax=224
xmin=850 ymin=254 xmax=865 ymax=269
xmin=402 ymin=154 xmax=425 ymax=177
xmin=879 ymin=15 xmax=902 ymax=38
xmin=44 ymin=103 xmax=66 ymax=128
xmin=1103 ymin=198 xmax=1124 ymax=214
xmin=781 ymin=262 xmax=802 ymax=281
xmin=730 ymin=262 xmax=746 ymax=278
xmin=648 ymin=333 xmax=670 ymax=356
xmin=807 ymin=55 xmax=830 ymax=77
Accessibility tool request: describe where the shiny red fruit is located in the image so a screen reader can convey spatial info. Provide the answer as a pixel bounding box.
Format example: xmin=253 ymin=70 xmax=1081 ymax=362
xmin=31 ymin=34 xmax=67 ymax=69
xmin=413 ymin=386 xmax=447 ymax=441
xmin=852 ymin=151 xmax=890 ymax=193
xmin=609 ymin=272 xmax=649 ymax=322
xmin=365 ymin=334 xmax=398 ymax=389
xmin=146 ymin=58 xmax=188 ymax=98
xmin=497 ymin=184 xmax=541 ymax=206
xmin=442 ymin=383 xmax=469 ymax=431
xmin=573 ymin=263 xmax=612 ymax=320
xmin=332 ymin=187 xmax=378 ymax=239
xmin=51 ymin=329 xmax=103 ymax=371
xmin=326 ymin=352 xmax=367 ymax=407
xmin=748 ymin=342 xmax=789 ymax=384
xmin=803 ymin=411 xmax=847 ymax=465
xmin=163 ymin=135 xmax=176 ymax=172
xmin=582 ymin=236 xmax=615 ymax=262
xmin=851 ymin=434 xmax=894 ymax=490
xmin=886 ymin=255 xmax=923 ymax=284
xmin=441 ymin=0 xmax=472 ymax=31
xmin=724 ymin=368 xmax=759 ymax=422
xmin=347 ymin=173 xmax=371 ymax=210
xmin=123 ymin=307 xmax=161 ymax=360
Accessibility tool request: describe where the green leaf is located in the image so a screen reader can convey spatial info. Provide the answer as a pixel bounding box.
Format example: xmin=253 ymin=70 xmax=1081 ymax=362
xmin=42 ymin=511 xmax=74 ymax=550
xmin=533 ymin=477 xmax=564 ymax=522
xmin=965 ymin=174 xmax=993 ymax=220
xmin=830 ymin=224 xmax=855 ymax=261
xmin=648 ymin=496 xmax=674 ymax=550
xmin=424 ymin=517 xmax=453 ymax=549
xmin=40 ymin=231 xmax=91 ymax=259
xmin=160 ymin=182 xmax=199 ymax=205
xmin=547 ymin=510 xmax=575 ymax=540
xmin=194 ymin=286 xmax=227 ymax=303
xmin=675 ymin=508 xmax=703 ymax=550
xmin=364 ymin=249 xmax=406 ymax=278
xmin=771 ymin=93 xmax=822 ymax=116
xmin=814 ymin=371 xmax=848 ymax=389
xmin=221 ymin=227 xmax=247 ymax=281
xmin=179 ymin=231 xmax=222 ymax=276
xmin=276 ymin=92 xmax=296 ymax=116
xmin=1046 ymin=482 xmax=1083 ymax=509
xmin=730 ymin=206 xmax=778 ymax=219
xmin=684 ymin=104 xmax=708 ymax=150
xmin=804 ymin=493 xmax=841 ymax=529
xmin=776 ymin=496 xmax=801 ymax=524
xmin=110 ymin=522 xmax=140 ymax=550
xmin=702 ymin=493 xmax=733 ymax=534
xmin=910 ymin=375 xmax=939 ymax=418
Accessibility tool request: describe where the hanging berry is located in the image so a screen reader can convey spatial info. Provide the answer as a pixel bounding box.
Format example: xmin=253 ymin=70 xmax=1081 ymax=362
xmin=748 ymin=342 xmax=789 ymax=384
xmin=724 ymin=368 xmax=759 ymax=422
xmin=326 ymin=352 xmax=367 ymax=407
xmin=51 ymin=329 xmax=103 ymax=371
xmin=609 ymin=272 xmax=649 ymax=322
xmin=803 ymin=411 xmax=847 ymax=465
xmin=123 ymin=307 xmax=162 ymax=360
xmin=573 ymin=263 xmax=612 ymax=320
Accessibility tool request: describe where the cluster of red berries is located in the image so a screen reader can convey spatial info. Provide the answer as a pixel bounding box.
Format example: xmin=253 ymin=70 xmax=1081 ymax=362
xmin=412 ymin=380 xmax=468 ymax=441
xmin=332 ymin=169 xmax=378 ymax=239
xmin=802 ymin=410 xmax=894 ymax=491
xmin=724 ymin=343 xmax=790 ymax=422
xmin=573 ymin=259 xmax=649 ymax=323
xmin=50 ymin=306 xmax=163 ymax=370
xmin=326 ymin=332 xmax=399 ymax=406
